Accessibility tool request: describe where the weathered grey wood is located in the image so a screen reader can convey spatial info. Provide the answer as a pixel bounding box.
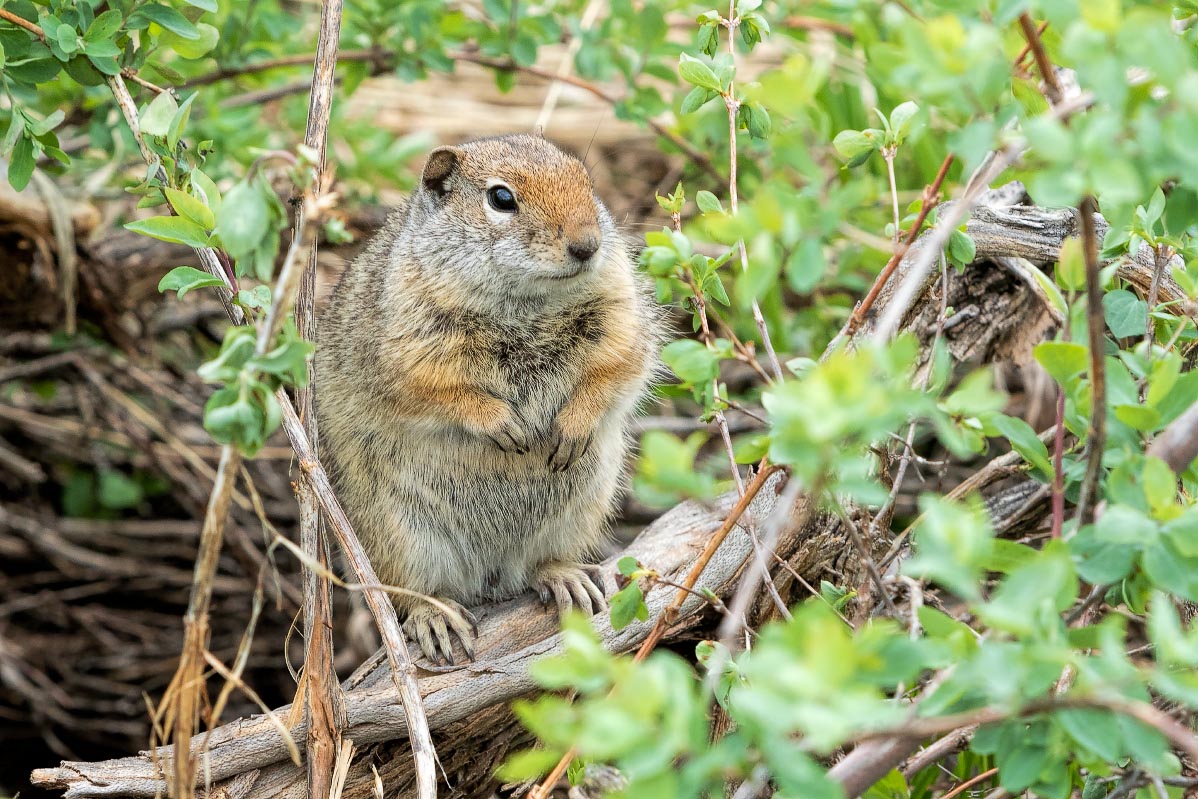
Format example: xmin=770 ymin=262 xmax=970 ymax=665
xmin=32 ymin=190 xmax=1189 ymax=799
xmin=32 ymin=480 xmax=782 ymax=798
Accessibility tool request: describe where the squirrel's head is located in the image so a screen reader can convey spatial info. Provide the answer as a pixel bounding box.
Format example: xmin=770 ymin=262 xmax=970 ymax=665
xmin=409 ymin=135 xmax=616 ymax=299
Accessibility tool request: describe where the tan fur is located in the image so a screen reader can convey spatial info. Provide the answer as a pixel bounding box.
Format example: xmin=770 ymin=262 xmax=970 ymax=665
xmin=316 ymin=135 xmax=658 ymax=663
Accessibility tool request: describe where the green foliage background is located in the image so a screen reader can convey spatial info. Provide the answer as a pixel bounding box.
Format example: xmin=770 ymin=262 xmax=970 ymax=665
xmin=6 ymin=0 xmax=1198 ymax=797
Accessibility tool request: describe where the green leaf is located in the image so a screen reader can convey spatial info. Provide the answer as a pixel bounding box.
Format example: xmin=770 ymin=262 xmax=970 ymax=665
xmin=510 ymin=32 xmax=537 ymax=67
xmin=863 ymin=769 xmax=908 ymax=799
xmin=1070 ymin=529 xmax=1136 ymax=584
xmin=3 ymin=113 xmax=26 ymax=156
xmin=85 ymin=9 xmax=123 ymax=42
xmin=248 ymin=337 xmax=315 ymax=387
xmin=609 ymin=583 xmax=648 ymax=630
xmin=56 ymin=23 xmax=79 ymax=54
xmin=97 ymin=469 xmax=145 ymax=509
xmin=182 ymin=0 xmax=218 ymax=10
xmin=164 ymin=186 xmax=215 ymax=230
xmin=8 ymin=135 xmax=34 ymax=192
xmin=1055 ymin=237 xmax=1086 ymax=291
xmin=833 ymin=129 xmax=877 ymax=167
xmin=158 ymin=266 xmax=224 ymax=300
xmin=661 ymin=339 xmax=719 ymax=385
xmin=744 ymin=102 xmax=771 ymax=139
xmin=132 ymin=3 xmax=200 ymax=39
xmin=1092 ymin=504 xmax=1157 ymax=545
xmin=27 ymin=109 xmax=64 ymax=137
xmin=982 ymin=539 xmax=1039 ymax=574
xmin=159 ymin=23 xmax=219 ymax=59
xmin=980 ymin=412 xmax=1052 ymax=476
xmin=198 ymin=330 xmax=256 ymax=383
xmin=941 ymin=369 xmax=1006 ymax=417
xmin=977 ymin=546 xmax=1077 ymax=636
xmin=889 ymin=101 xmax=919 ymax=141
xmin=680 ymin=86 xmax=716 ymax=114
xmin=1113 ymin=403 xmax=1160 ymax=432
xmin=125 ymin=215 xmax=211 ymax=248
xmin=139 ymin=91 xmax=179 ymax=138
xmin=81 ymin=39 xmax=120 ymax=58
xmin=1103 ymin=289 xmax=1148 ymax=338
xmin=1033 ymin=341 xmax=1089 ymax=385
xmin=695 ymin=190 xmax=724 ymax=214
xmin=678 ymin=53 xmax=722 ymax=92
xmin=204 ymin=385 xmax=267 ymax=455
xmin=495 ymin=748 xmax=563 ymax=782
xmin=168 ymin=92 xmax=198 ymax=151
xmin=1143 ymin=538 xmax=1198 ymax=601
xmin=904 ymin=495 xmax=994 ymax=600
xmin=215 ymin=179 xmax=271 ymax=257
xmin=947 ymin=229 xmax=976 ymax=267
xmin=85 ymin=52 xmax=121 ymax=75
xmin=190 ymin=168 xmax=222 ymax=214
xmin=1056 ymin=708 xmax=1123 ymax=761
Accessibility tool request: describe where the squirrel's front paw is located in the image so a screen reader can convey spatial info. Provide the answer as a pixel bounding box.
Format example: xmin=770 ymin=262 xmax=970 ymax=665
xmin=486 ymin=416 xmax=531 ymax=454
xmin=546 ymin=427 xmax=592 ymax=472
xmin=403 ymin=597 xmax=478 ymax=665
xmin=533 ymin=561 xmax=607 ymax=617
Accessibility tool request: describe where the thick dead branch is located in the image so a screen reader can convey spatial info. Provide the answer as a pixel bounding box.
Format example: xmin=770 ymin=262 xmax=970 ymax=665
xmin=30 ymin=187 xmax=1190 ymax=799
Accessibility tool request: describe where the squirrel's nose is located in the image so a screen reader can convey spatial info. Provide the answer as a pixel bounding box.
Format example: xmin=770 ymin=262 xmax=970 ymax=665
xmin=567 ymin=236 xmax=599 ymax=262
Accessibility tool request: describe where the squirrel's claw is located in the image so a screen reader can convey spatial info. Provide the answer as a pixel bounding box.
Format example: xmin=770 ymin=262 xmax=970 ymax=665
xmin=533 ymin=561 xmax=607 ymax=618
xmin=487 ymin=418 xmax=530 ymax=454
xmin=403 ymin=598 xmax=478 ymax=665
xmin=547 ymin=429 xmax=592 ymax=472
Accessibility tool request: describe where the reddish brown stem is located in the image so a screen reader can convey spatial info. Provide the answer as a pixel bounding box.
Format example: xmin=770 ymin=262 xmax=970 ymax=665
xmin=941 ymin=768 xmax=1000 ymax=799
xmin=842 ymin=154 xmax=954 ymax=337
xmin=1011 ymin=20 xmax=1049 ymax=71
xmin=0 ymin=7 xmax=45 ymax=39
xmin=1017 ymin=14 xmax=1063 ymax=104
xmin=1051 ymin=386 xmax=1065 ymax=538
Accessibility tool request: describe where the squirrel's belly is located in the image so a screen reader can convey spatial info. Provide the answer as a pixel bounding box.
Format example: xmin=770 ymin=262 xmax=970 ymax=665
xmin=370 ymin=425 xmax=623 ymax=598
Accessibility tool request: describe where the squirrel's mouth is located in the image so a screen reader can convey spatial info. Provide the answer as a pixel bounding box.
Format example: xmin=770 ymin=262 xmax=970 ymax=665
xmin=543 ymin=264 xmax=590 ymax=281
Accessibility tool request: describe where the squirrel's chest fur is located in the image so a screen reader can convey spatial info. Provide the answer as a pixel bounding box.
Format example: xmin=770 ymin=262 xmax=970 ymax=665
xmin=427 ymin=301 xmax=608 ymax=416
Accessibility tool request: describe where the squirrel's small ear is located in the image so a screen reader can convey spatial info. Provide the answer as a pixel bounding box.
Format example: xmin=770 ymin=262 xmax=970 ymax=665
xmin=422 ymin=147 xmax=459 ymax=197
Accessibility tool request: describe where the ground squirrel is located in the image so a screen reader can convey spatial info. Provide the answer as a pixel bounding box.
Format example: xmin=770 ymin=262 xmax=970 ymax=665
xmin=317 ymin=134 xmax=657 ymax=664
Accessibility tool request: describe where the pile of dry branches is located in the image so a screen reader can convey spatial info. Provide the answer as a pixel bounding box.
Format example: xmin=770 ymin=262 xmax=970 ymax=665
xmin=0 ymin=192 xmax=314 ymax=774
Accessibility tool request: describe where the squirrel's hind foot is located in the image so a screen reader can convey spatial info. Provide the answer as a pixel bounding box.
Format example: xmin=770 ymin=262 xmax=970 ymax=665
xmin=403 ymin=597 xmax=478 ymax=665
xmin=533 ymin=561 xmax=607 ymax=617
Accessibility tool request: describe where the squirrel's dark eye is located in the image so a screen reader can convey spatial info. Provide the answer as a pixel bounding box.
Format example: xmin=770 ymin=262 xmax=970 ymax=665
xmin=487 ymin=185 xmax=518 ymax=213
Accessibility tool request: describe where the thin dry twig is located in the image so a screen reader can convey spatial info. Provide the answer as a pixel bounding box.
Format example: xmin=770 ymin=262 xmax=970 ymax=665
xmin=1075 ymin=197 xmax=1106 ymax=526
xmin=675 ymin=209 xmax=744 ymax=494
xmin=154 ymin=180 xmax=318 ymax=798
xmin=720 ymin=3 xmax=784 ymax=381
xmin=294 ymin=1 xmax=347 ymax=796
xmin=120 ymin=68 xmax=168 ymax=95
